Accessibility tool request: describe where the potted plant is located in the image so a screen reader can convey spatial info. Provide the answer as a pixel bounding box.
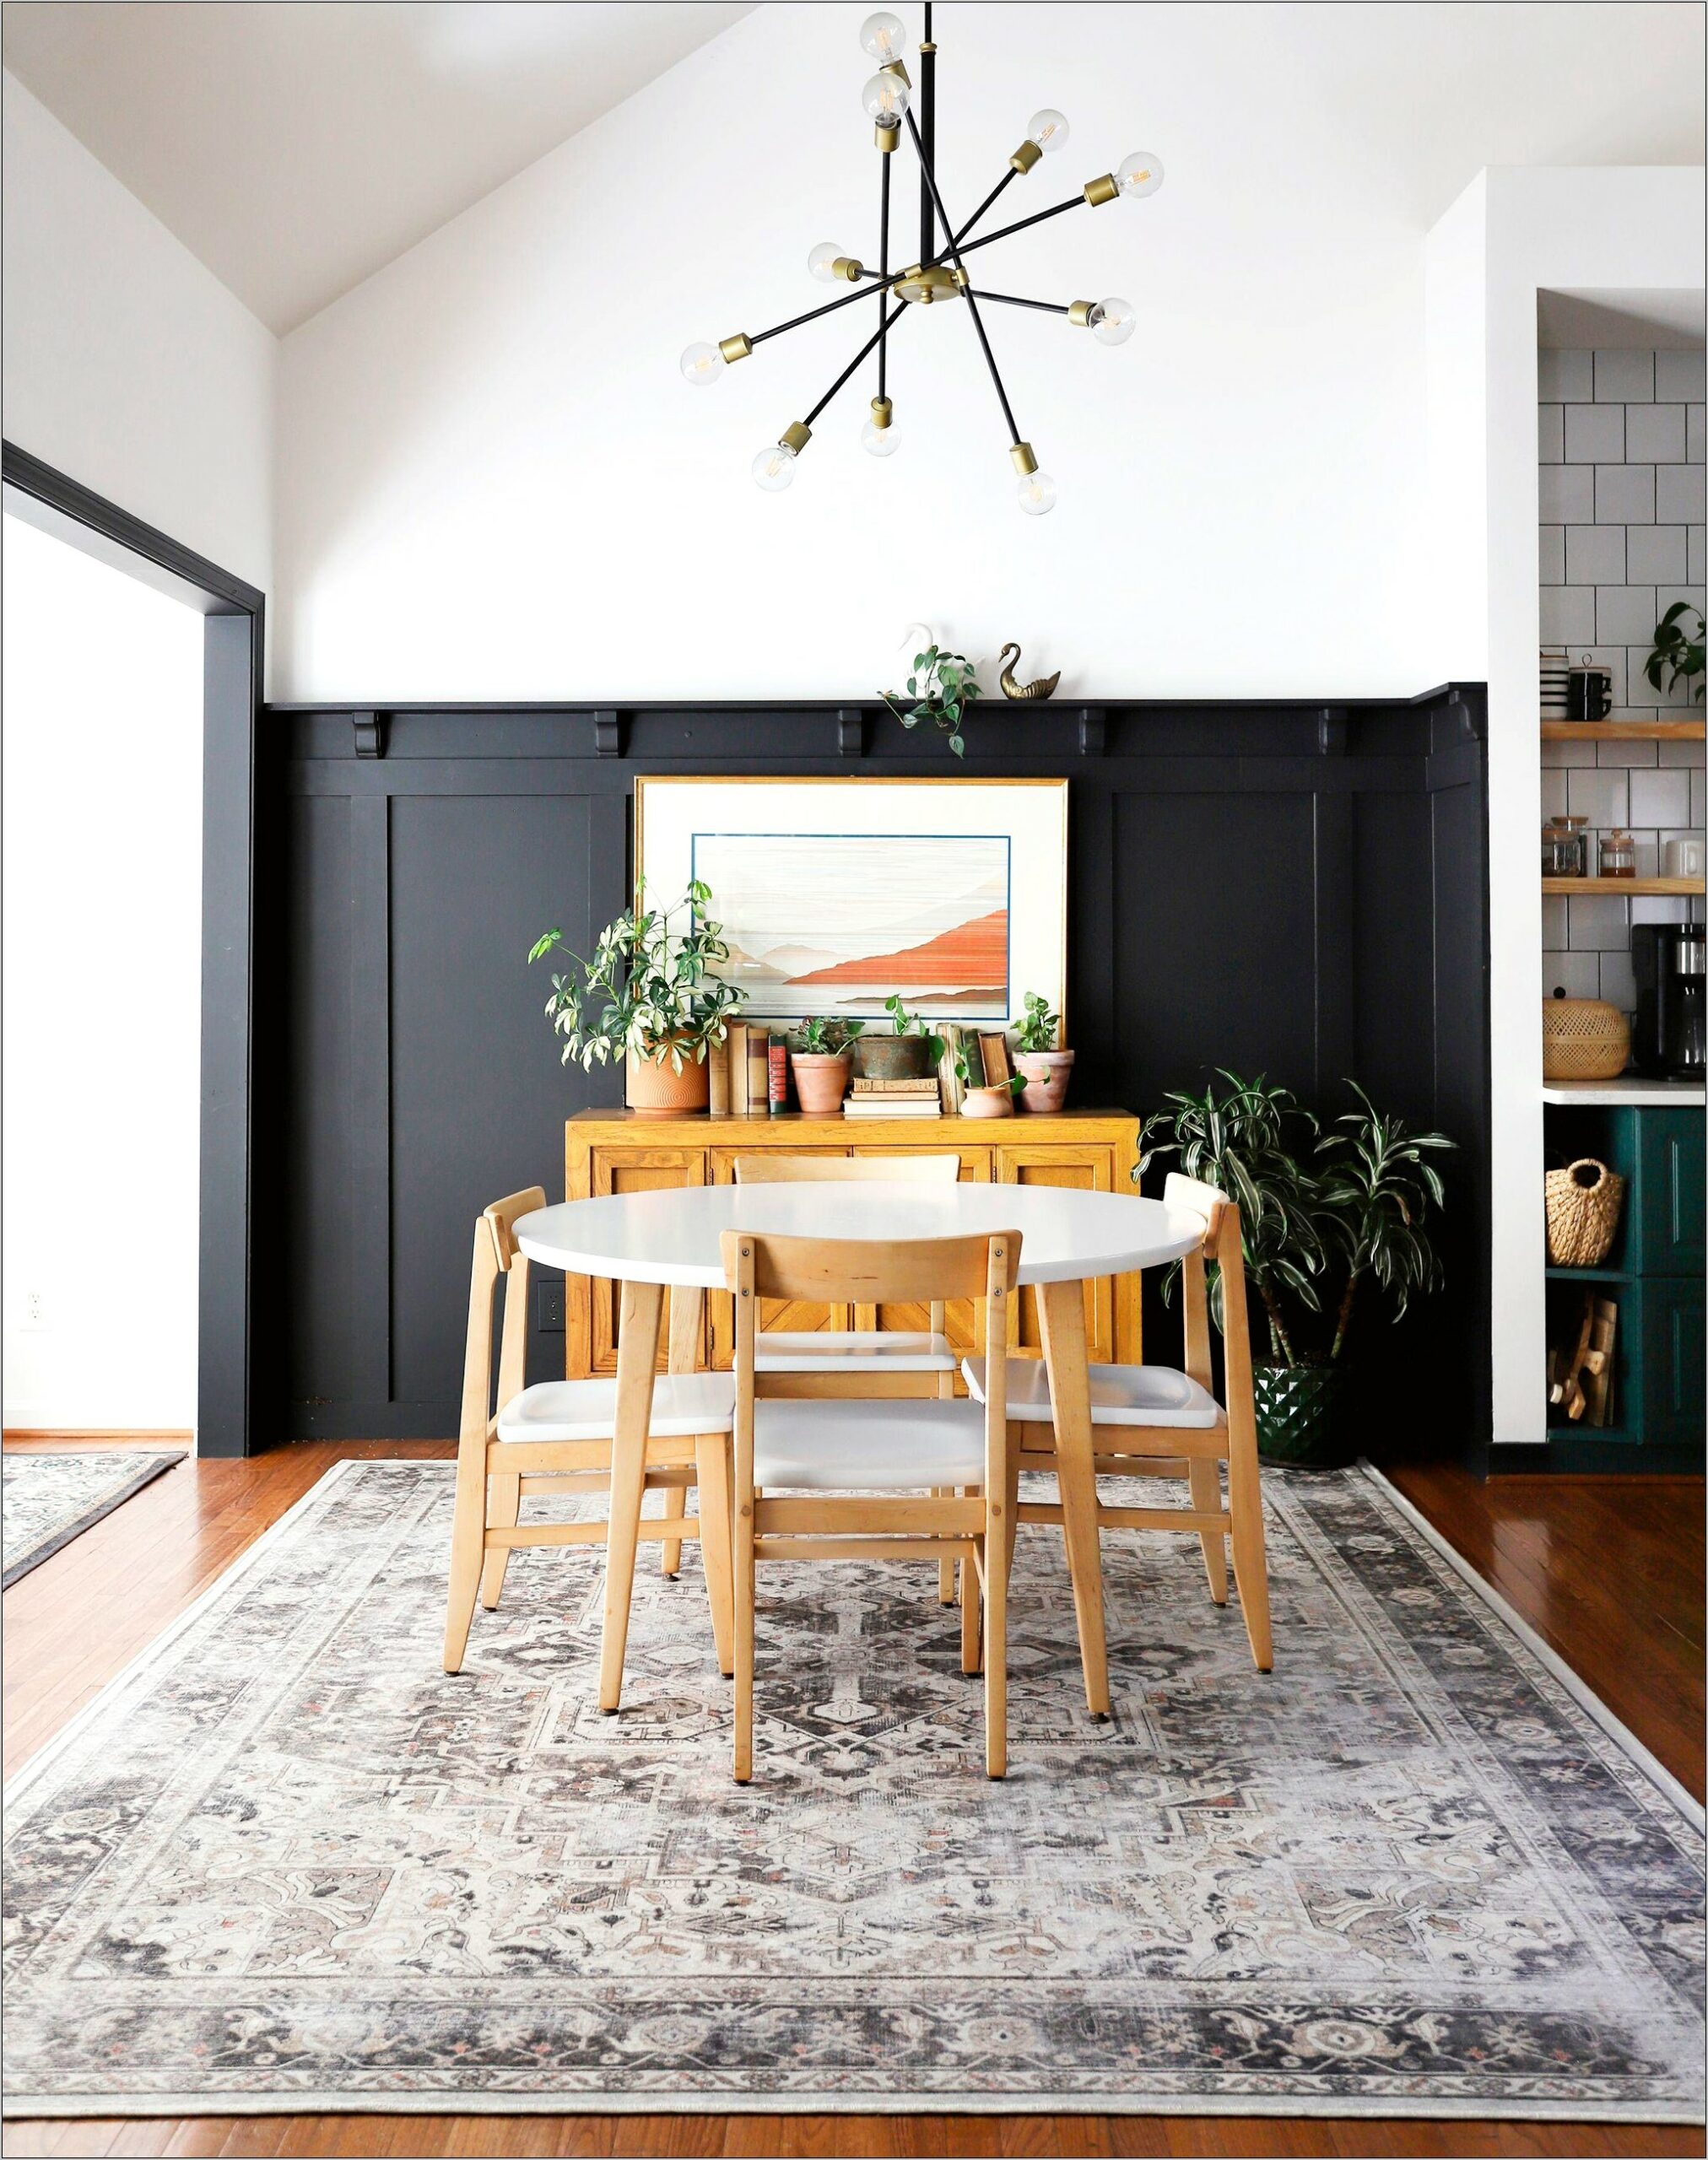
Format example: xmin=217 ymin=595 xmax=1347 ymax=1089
xmin=1142 ymin=1072 xmax=1452 ymax=1466
xmin=1644 ymin=601 xmax=1705 ymax=703
xmin=788 ymin=1015 xmax=865 ymax=1115
xmin=1012 ymin=991 xmax=1073 ymax=1112
xmin=854 ymin=992 xmax=942 ymax=1082
xmin=880 ymin=644 xmax=985 ymax=759
xmin=529 ymin=878 xmax=744 ymax=1116
xmin=954 ymin=1038 xmax=1024 ymax=1119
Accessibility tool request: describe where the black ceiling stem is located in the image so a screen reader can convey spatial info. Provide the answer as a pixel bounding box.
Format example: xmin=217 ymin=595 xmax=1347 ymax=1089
xmin=806 ymin=300 xmax=910 ymax=426
xmin=952 ymin=165 xmax=1018 ymax=248
xmin=919 ymin=2 xmax=935 ymax=266
xmin=878 ymin=145 xmax=891 ymax=402
xmin=904 ymin=108 xmax=1022 ymax=443
xmin=751 ymin=277 xmax=888 ymax=348
xmin=929 ymin=191 xmax=1085 ymax=270
xmin=965 ymin=289 xmax=1072 ymax=316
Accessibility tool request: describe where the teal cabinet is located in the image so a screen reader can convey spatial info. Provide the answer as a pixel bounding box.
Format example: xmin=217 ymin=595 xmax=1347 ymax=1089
xmin=1637 ymin=1112 xmax=1706 ymax=1276
xmin=1640 ymin=1279 xmax=1707 ymax=1448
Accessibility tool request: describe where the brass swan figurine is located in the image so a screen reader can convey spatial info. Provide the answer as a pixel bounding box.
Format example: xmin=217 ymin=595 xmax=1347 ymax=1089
xmin=997 ymin=641 xmax=1061 ymax=702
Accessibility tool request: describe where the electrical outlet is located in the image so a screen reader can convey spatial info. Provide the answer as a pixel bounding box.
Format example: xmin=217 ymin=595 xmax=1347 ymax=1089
xmin=18 ymin=1288 xmax=49 ymax=1332
xmin=536 ymin=1278 xmax=565 ymax=1334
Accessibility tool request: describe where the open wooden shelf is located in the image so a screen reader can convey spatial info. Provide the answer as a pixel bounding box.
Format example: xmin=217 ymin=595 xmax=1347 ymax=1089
xmin=1542 ymin=875 xmax=1706 ymax=896
xmin=1541 ymin=718 xmax=1705 ymax=741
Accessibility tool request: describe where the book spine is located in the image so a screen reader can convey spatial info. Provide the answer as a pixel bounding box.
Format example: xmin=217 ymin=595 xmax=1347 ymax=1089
xmin=767 ymin=1034 xmax=789 ymax=1116
xmin=747 ymin=1034 xmax=770 ymax=1116
xmin=727 ymin=1023 xmax=749 ymax=1115
xmin=708 ymin=1031 xmax=730 ymax=1116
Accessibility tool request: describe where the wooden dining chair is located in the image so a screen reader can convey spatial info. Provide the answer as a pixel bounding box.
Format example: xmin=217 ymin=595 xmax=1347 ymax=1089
xmin=959 ymin=1171 xmax=1273 ymax=1673
xmin=443 ymin=1186 xmax=738 ymax=1679
xmin=722 ymin=1224 xmax=1021 ymax=1782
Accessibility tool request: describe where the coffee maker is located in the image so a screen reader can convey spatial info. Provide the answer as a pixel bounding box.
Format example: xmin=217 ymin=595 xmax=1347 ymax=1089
xmin=1630 ymin=921 xmax=1707 ymax=1078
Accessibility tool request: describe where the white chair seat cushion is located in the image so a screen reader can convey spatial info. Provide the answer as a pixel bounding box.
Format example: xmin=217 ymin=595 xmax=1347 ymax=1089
xmin=959 ymin=1358 xmax=1219 ymax=1428
xmin=495 ymin=1372 xmax=735 ymax=1443
xmin=753 ymin=1398 xmax=988 ymax=1490
xmin=754 ymin=1330 xmax=955 ymax=1374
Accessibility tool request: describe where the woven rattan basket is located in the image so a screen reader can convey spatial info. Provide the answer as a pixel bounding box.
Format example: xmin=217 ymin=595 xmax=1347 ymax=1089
xmin=1545 ymin=1157 xmax=1625 ymax=1267
xmin=1541 ymin=995 xmax=1630 ymax=1081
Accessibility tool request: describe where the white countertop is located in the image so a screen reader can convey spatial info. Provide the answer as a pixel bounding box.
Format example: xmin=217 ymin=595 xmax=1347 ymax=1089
xmin=1542 ymin=1077 xmax=1705 ymax=1107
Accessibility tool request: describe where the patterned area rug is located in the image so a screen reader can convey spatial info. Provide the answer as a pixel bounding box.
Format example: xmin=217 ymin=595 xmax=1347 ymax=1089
xmin=2 ymin=1450 xmax=184 ymax=1589
xmin=3 ymin=1460 xmax=1701 ymax=2120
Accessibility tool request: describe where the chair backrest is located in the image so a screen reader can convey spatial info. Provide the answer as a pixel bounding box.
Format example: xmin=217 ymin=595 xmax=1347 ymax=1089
xmin=1162 ymin=1170 xmax=1250 ymax=1406
xmin=732 ymin=1153 xmax=961 ymax=1184
xmin=460 ymin=1185 xmax=547 ymax=1440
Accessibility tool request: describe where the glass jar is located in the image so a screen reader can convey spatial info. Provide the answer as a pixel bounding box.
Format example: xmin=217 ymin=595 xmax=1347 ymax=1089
xmin=1542 ymin=817 xmax=1589 ymax=877
xmin=1598 ymin=828 xmax=1636 ymax=879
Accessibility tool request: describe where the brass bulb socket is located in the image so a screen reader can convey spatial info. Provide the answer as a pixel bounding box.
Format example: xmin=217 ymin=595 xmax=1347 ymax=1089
xmin=780 ymin=421 xmax=812 ymax=456
xmin=1068 ymin=300 xmax=1095 ymax=328
xmin=718 ymin=332 xmax=753 ymax=364
xmin=1083 ymin=173 xmax=1119 ymax=208
xmin=879 ymin=57 xmax=911 ymax=87
xmin=869 ymin=397 xmax=893 ymax=429
xmin=832 ymin=256 xmax=865 ymax=283
xmin=875 ymin=120 xmax=900 ymax=151
xmin=1010 ymin=442 xmax=1039 ymax=478
xmin=1008 ymin=138 xmax=1043 ymax=176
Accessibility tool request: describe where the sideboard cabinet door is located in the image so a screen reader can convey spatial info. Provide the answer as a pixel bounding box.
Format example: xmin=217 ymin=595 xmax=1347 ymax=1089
xmin=580 ymin=1147 xmax=706 ymax=1374
xmin=995 ymin=1142 xmax=1117 ymax=1362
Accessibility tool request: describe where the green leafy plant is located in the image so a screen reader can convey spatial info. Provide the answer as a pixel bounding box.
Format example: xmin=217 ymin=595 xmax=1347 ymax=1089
xmin=790 ymin=1014 xmax=866 ymax=1055
xmin=1315 ymin=1083 xmax=1453 ymax=1359
xmin=950 ymin=1040 xmax=1024 ymax=1096
xmin=883 ymin=991 xmax=936 ymax=1042
xmin=529 ymin=878 xmax=743 ymax=1073
xmin=1013 ymin=991 xmax=1061 ymax=1055
xmin=1644 ymin=601 xmax=1705 ymax=702
xmin=880 ymin=644 xmax=984 ymax=758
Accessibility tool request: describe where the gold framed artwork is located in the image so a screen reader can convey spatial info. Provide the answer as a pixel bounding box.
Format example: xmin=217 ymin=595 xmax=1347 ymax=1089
xmin=634 ymin=776 xmax=1068 ymax=1030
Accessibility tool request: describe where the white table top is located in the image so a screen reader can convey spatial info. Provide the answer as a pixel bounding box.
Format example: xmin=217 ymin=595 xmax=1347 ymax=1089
xmin=516 ymin=1181 xmax=1203 ymax=1288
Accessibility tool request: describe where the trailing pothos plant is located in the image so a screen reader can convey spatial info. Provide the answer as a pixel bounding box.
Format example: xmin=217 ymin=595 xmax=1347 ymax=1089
xmin=529 ymin=878 xmax=743 ymax=1072
xmin=1139 ymin=1069 xmax=1452 ymax=1367
xmin=883 ymin=992 xmax=944 ymax=1055
xmin=1013 ymin=991 xmax=1061 ymax=1054
xmin=881 ymin=645 xmax=984 ymax=758
xmin=1644 ymin=601 xmax=1705 ymax=703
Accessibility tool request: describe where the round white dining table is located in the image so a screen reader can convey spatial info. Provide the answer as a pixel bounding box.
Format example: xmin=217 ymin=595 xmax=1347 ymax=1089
xmin=512 ymin=1181 xmax=1207 ymax=1720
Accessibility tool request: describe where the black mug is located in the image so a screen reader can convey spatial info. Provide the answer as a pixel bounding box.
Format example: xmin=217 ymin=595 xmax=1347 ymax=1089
xmin=1567 ymin=664 xmax=1613 ymax=722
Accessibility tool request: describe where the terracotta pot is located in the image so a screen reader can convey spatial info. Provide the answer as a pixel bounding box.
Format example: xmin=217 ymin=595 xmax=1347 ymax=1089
xmin=854 ymin=1032 xmax=934 ymax=1082
xmin=625 ymin=1042 xmax=710 ymax=1117
xmin=1015 ymin=1048 xmax=1075 ymax=1114
xmin=959 ymin=1084 xmax=1015 ymax=1120
xmin=790 ymin=1050 xmax=852 ymax=1116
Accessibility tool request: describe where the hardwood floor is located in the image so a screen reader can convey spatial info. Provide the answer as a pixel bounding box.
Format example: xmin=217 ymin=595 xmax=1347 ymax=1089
xmin=3 ymin=1439 xmax=1703 ymax=2160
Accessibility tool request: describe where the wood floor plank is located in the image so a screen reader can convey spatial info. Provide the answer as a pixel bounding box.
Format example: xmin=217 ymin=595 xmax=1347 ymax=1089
xmin=4 ymin=1443 xmax=1700 ymax=2160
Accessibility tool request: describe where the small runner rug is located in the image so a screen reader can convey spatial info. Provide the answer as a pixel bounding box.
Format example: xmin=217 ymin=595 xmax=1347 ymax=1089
xmin=2 ymin=1459 xmax=1701 ymax=2120
xmin=2 ymin=1449 xmax=184 ymax=1589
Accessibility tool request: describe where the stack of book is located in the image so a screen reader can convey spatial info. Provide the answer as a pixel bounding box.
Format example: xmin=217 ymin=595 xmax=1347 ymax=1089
xmin=713 ymin=1022 xmax=786 ymax=1116
xmin=843 ymin=1074 xmax=942 ymax=1120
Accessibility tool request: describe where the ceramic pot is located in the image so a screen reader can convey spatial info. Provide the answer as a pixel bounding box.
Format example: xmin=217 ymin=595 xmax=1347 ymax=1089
xmin=1015 ymin=1048 xmax=1075 ymax=1113
xmin=855 ymin=1032 xmax=934 ymax=1082
xmin=790 ymin=1050 xmax=852 ymax=1116
xmin=625 ymin=1042 xmax=709 ymax=1117
xmin=959 ymin=1084 xmax=1015 ymax=1120
xmin=1251 ymin=1361 xmax=1354 ymax=1467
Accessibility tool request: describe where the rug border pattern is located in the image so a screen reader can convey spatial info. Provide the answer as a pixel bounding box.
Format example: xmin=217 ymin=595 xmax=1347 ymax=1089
xmin=2 ymin=1449 xmax=186 ymax=1590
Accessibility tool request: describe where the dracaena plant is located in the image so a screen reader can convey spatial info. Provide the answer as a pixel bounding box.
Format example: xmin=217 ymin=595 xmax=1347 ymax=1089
xmin=1314 ymin=1083 xmax=1453 ymax=1360
xmin=880 ymin=645 xmax=984 ymax=758
xmin=529 ymin=878 xmax=743 ymax=1073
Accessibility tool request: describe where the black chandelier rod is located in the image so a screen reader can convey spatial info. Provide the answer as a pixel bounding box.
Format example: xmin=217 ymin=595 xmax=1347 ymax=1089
xmin=927 ymin=191 xmax=1088 ymax=272
xmin=951 ymin=165 xmax=1018 ymax=250
xmin=965 ymin=289 xmax=1071 ymax=317
xmin=751 ymin=275 xmax=888 ymax=348
xmin=904 ymin=108 xmax=1021 ymax=445
xmin=878 ymin=142 xmax=892 ymax=401
xmin=918 ymin=1 xmax=936 ymax=267
xmin=806 ymin=300 xmax=910 ymax=427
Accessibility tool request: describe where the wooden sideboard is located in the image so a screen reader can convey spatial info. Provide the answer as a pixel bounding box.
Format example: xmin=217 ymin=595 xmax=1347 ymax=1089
xmin=564 ymin=1108 xmax=1143 ymax=1380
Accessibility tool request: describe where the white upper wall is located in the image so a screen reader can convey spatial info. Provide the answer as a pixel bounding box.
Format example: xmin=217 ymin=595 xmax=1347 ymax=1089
xmin=3 ymin=71 xmax=275 ymax=600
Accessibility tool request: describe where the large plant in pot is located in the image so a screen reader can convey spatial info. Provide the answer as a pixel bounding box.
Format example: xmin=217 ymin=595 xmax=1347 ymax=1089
xmin=530 ymin=879 xmax=743 ymax=1116
xmin=1143 ymin=1072 xmax=1451 ymax=1466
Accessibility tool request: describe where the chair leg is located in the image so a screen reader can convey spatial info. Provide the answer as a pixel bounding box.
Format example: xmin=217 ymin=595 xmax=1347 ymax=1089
xmin=695 ymin=1434 xmax=736 ymax=1677
xmin=1228 ymin=1439 xmax=1273 ymax=1671
xmin=959 ymin=1525 xmax=983 ymax=1676
xmin=983 ymin=1528 xmax=1008 ymax=1779
xmin=937 ymin=1491 xmax=958 ymax=1603
xmin=479 ymin=1473 xmax=520 ymax=1610
xmin=443 ymin=1444 xmax=488 ymax=1674
xmin=732 ymin=1481 xmax=755 ymax=1784
xmin=597 ymin=1279 xmax=663 ymax=1714
xmin=1187 ymin=1459 xmax=1229 ymax=1606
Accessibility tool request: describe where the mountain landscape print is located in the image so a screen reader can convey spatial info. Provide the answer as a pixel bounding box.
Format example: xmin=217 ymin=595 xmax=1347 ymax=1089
xmin=690 ymin=832 xmax=1011 ymax=1018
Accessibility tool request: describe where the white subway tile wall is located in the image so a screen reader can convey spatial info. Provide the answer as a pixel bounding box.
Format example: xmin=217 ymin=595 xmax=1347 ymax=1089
xmin=1539 ymin=347 xmax=1705 ymax=1012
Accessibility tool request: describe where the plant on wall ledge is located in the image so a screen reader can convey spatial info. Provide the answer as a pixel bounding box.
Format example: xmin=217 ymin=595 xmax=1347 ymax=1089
xmin=1644 ymin=601 xmax=1705 ymax=703
xmin=881 ymin=645 xmax=984 ymax=758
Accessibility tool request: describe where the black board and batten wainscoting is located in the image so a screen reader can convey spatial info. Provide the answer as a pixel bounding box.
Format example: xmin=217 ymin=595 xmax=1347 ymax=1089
xmin=263 ymin=692 xmax=1489 ymax=1463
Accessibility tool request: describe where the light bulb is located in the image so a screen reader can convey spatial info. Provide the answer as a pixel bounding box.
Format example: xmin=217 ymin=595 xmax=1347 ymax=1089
xmin=1027 ymin=108 xmax=1069 ymax=154
xmin=862 ymin=415 xmax=900 ymax=456
xmin=1088 ymin=296 xmax=1135 ymax=347
xmin=808 ymin=240 xmax=846 ymax=284
xmin=679 ymin=340 xmax=726 ymax=386
xmin=862 ymin=72 xmax=910 ymax=125
xmin=1117 ymin=151 xmax=1164 ymax=199
xmin=752 ymin=443 xmax=797 ymax=493
xmin=1017 ymin=468 xmax=1057 ymax=516
xmin=860 ymin=11 xmax=905 ymax=62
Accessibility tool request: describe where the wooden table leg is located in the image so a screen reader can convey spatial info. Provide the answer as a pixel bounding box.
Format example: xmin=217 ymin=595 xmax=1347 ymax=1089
xmin=1037 ymin=1277 xmax=1111 ymax=1720
xmin=598 ymin=1277 xmax=663 ymax=1714
xmin=661 ymin=1287 xmax=703 ymax=1579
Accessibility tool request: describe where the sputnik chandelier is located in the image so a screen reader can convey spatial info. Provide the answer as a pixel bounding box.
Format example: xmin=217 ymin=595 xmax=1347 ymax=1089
xmin=678 ymin=4 xmax=1164 ymax=515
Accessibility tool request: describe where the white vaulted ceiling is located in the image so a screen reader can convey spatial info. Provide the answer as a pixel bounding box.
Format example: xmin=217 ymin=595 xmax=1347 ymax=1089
xmin=1 ymin=3 xmax=754 ymax=332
